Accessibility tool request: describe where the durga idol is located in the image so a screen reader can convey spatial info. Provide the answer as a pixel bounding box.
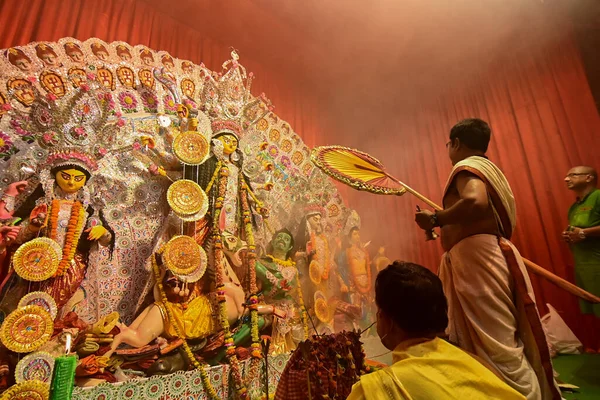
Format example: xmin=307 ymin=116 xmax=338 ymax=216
xmin=0 ymin=150 xmax=113 ymax=315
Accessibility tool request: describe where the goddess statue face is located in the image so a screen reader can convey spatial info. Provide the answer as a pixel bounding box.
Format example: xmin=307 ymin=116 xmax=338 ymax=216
xmin=216 ymin=134 xmax=238 ymax=156
xmin=307 ymin=213 xmax=323 ymax=235
xmin=350 ymin=229 xmax=361 ymax=245
xmin=55 ymin=168 xmax=87 ymax=193
xmin=12 ymin=57 xmax=31 ymax=72
xmin=272 ymin=231 xmax=293 ymax=254
xmin=40 ymin=52 xmax=58 ymax=66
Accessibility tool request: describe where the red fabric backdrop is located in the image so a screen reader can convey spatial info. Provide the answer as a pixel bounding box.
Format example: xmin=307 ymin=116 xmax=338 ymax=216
xmin=336 ymin=33 xmax=600 ymax=347
xmin=1 ymin=0 xmax=599 ymax=346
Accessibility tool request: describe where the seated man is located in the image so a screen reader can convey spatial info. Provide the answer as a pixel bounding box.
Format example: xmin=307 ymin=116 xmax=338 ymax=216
xmin=347 ymin=261 xmax=526 ymax=400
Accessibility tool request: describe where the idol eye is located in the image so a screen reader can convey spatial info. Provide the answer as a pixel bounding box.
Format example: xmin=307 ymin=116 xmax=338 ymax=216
xmin=61 ymin=172 xmax=70 ymax=180
xmin=74 ymin=176 xmax=85 ymax=182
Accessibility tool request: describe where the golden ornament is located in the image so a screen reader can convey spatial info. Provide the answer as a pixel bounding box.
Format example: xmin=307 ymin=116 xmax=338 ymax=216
xmin=314 ymin=298 xmax=331 ymax=323
xmin=0 ymin=379 xmax=49 ymax=400
xmin=309 ymin=260 xmax=322 ymax=285
xmin=173 ymin=131 xmax=210 ymax=165
xmin=18 ymin=292 xmax=58 ymax=320
xmin=162 ymin=235 xmax=207 ymax=279
xmin=13 ymin=238 xmax=61 ymax=281
xmin=15 ymin=351 xmax=55 ymax=384
xmin=0 ymin=305 xmax=54 ymax=353
xmin=167 ymin=179 xmax=208 ymax=221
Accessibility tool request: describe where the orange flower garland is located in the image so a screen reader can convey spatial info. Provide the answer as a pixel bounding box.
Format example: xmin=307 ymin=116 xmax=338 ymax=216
xmin=212 ymin=165 xmax=248 ymax=399
xmin=47 ymin=200 xmax=86 ymax=277
xmin=151 ymin=255 xmax=219 ymax=400
xmin=310 ymin=232 xmax=330 ymax=280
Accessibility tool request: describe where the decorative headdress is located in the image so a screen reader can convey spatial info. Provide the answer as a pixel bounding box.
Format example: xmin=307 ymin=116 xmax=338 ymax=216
xmin=116 ymin=44 xmax=131 ymax=58
xmin=343 ymin=209 xmax=361 ymax=236
xmin=140 ymin=49 xmax=154 ymax=61
xmin=64 ymin=42 xmax=82 ymax=54
xmin=6 ymin=77 xmax=121 ymax=182
xmin=211 ymin=119 xmax=242 ymax=139
xmin=199 ymin=50 xmax=272 ymax=140
xmin=6 ymin=48 xmax=30 ymax=63
xmin=91 ymin=43 xmax=107 ymax=52
xmin=304 ymin=203 xmax=325 ymax=218
xmin=45 ymin=149 xmax=98 ymax=174
xmin=35 ymin=44 xmax=56 ymax=57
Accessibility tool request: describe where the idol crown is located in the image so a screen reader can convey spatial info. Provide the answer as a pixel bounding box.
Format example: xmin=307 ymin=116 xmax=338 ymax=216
xmin=199 ymin=50 xmax=273 ymax=137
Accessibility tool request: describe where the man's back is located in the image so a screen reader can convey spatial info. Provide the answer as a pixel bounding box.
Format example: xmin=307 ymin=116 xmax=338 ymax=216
xmin=441 ymin=170 xmax=501 ymax=251
xmin=348 ymin=337 xmax=526 ymax=400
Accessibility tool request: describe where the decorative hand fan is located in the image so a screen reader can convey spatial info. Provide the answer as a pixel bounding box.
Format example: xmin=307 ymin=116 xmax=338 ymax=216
xmin=311 ymin=145 xmax=441 ymax=209
xmin=311 ymin=145 xmax=600 ymax=304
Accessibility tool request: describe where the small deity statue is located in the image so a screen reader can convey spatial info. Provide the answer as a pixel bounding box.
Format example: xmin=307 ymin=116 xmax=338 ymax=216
xmin=189 ymin=120 xmax=259 ymax=240
xmin=35 ymin=44 xmax=60 ymax=67
xmin=0 ymin=152 xmax=113 ymax=314
xmin=255 ymin=229 xmax=308 ymax=353
xmin=295 ymin=204 xmax=336 ymax=332
xmin=337 ymin=222 xmax=376 ymax=332
xmin=6 ymin=48 xmax=32 ymax=73
xmin=105 ymin=250 xmax=214 ymax=358
xmin=0 ymin=181 xmax=29 ymax=281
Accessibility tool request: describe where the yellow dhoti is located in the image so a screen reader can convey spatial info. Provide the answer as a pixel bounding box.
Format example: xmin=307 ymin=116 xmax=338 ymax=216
xmin=155 ymin=295 xmax=214 ymax=340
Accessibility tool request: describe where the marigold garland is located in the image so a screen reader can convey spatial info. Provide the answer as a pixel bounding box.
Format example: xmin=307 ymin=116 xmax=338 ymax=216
xmin=268 ymin=256 xmax=309 ymax=340
xmin=240 ymin=178 xmax=263 ymax=390
xmin=346 ymin=246 xmax=372 ymax=295
xmin=310 ymin=232 xmax=330 ymax=280
xmin=212 ymin=165 xmax=249 ymax=398
xmin=151 ymin=255 xmax=219 ymax=400
xmin=204 ymin=160 xmax=222 ymax=194
xmin=47 ymin=200 xmax=86 ymax=277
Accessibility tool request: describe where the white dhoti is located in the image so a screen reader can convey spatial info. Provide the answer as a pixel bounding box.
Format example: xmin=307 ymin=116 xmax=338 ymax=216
xmin=441 ymin=234 xmax=559 ymax=400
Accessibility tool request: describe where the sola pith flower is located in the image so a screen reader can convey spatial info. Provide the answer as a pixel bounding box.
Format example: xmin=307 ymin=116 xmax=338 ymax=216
xmin=163 ymin=94 xmax=177 ymax=111
xmin=141 ymin=91 xmax=158 ymax=111
xmin=118 ymin=91 xmax=138 ymax=111
xmin=0 ymin=132 xmax=14 ymax=153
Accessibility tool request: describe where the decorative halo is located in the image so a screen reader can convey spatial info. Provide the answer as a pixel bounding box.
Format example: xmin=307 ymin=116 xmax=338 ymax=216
xmin=314 ymin=298 xmax=331 ymax=323
xmin=18 ymin=292 xmax=58 ymax=320
xmin=0 ymin=305 xmax=54 ymax=353
xmin=313 ymin=290 xmax=327 ymax=303
xmin=0 ymin=379 xmax=50 ymax=400
xmin=173 ymin=131 xmax=210 ymax=165
xmin=162 ymin=236 xmax=207 ymax=281
xmin=309 ymin=260 xmax=322 ymax=285
xmin=167 ymin=179 xmax=208 ymax=221
xmin=13 ymin=238 xmax=62 ymax=281
xmin=15 ymin=352 xmax=55 ymax=384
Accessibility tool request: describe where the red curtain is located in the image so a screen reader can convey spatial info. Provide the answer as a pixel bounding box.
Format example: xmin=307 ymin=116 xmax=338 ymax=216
xmin=341 ymin=31 xmax=600 ymax=347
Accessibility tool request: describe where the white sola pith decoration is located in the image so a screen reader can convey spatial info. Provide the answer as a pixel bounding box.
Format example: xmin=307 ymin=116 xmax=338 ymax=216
xmin=0 ymin=37 xmax=351 ymax=325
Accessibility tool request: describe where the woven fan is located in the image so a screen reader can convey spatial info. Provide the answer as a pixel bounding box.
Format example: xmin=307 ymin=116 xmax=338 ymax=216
xmin=311 ymin=145 xmax=440 ymax=208
xmin=310 ymin=145 xmax=600 ymax=304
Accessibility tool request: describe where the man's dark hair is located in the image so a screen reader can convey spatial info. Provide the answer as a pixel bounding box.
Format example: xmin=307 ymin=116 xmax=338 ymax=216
xmin=449 ymin=118 xmax=491 ymax=153
xmin=375 ymin=261 xmax=448 ymax=337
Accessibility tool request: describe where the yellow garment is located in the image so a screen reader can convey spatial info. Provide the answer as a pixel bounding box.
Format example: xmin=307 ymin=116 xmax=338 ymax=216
xmin=156 ymin=295 xmax=214 ymax=339
xmin=347 ymin=337 xmax=526 ymax=400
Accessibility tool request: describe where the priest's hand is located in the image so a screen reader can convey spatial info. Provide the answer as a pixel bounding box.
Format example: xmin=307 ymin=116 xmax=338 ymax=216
xmin=415 ymin=209 xmax=435 ymax=230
